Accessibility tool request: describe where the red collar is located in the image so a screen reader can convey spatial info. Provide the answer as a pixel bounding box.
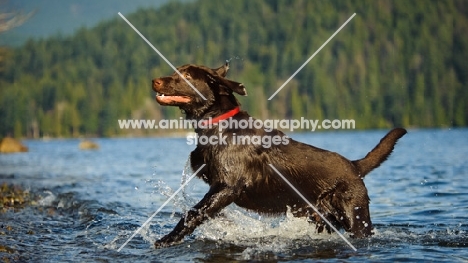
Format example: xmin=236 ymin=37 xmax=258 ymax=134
xmin=200 ymin=106 xmax=240 ymax=126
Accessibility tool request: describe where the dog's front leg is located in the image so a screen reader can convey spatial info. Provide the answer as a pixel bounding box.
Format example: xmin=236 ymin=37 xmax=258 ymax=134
xmin=154 ymin=184 xmax=238 ymax=248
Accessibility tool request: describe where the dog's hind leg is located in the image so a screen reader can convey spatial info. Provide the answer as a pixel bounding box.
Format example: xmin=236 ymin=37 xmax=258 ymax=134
xmin=154 ymin=184 xmax=238 ymax=248
xmin=330 ymin=183 xmax=374 ymax=238
xmin=313 ymin=180 xmax=373 ymax=238
xmin=346 ymin=201 xmax=373 ymax=238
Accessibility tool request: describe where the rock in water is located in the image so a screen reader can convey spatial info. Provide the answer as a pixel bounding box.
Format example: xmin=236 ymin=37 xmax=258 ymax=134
xmin=0 ymin=137 xmax=28 ymax=153
xmin=79 ymin=140 xmax=99 ymax=150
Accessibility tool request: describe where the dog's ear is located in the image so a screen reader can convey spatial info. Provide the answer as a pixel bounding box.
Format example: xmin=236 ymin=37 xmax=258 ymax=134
xmin=213 ymin=62 xmax=229 ymax=77
xmin=207 ymin=73 xmax=248 ymax=96
xmin=218 ymin=77 xmax=248 ymax=96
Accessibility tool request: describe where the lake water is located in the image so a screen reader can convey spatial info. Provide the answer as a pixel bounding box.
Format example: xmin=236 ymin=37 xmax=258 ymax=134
xmin=1 ymin=129 xmax=467 ymax=262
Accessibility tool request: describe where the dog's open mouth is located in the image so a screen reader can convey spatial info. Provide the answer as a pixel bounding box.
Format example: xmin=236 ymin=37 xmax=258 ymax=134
xmin=155 ymin=92 xmax=191 ymax=104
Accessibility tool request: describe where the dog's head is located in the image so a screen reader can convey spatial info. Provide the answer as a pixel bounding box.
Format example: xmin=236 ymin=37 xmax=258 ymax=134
xmin=152 ymin=63 xmax=247 ymax=119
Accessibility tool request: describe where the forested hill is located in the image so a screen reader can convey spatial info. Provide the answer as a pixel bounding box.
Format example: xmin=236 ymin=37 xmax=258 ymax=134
xmin=1 ymin=0 xmax=467 ymax=137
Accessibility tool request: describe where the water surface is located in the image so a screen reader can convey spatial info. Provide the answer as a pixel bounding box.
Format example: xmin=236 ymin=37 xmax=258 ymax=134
xmin=1 ymin=129 xmax=467 ymax=262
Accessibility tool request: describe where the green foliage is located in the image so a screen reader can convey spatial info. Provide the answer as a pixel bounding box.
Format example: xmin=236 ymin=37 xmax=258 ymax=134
xmin=0 ymin=0 xmax=467 ymax=137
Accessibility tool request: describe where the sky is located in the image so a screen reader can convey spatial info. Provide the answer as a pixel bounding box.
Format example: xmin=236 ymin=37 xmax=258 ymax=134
xmin=0 ymin=0 xmax=174 ymax=46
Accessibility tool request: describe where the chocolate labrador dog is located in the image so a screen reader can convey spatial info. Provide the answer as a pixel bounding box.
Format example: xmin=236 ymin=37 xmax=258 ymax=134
xmin=151 ymin=63 xmax=406 ymax=248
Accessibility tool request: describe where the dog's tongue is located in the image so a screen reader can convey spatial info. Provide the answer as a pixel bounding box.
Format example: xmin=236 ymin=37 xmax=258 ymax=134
xmin=156 ymin=95 xmax=191 ymax=104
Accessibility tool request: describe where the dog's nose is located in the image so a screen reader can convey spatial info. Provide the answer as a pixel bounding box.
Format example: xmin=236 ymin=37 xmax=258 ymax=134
xmin=152 ymin=79 xmax=162 ymax=88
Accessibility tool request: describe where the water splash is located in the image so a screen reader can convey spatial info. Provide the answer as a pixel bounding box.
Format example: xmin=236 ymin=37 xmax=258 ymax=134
xmin=180 ymin=155 xmax=194 ymax=212
xmin=226 ymin=56 xmax=244 ymax=64
xmin=38 ymin=190 xmax=56 ymax=206
xmin=195 ymin=206 xmax=341 ymax=252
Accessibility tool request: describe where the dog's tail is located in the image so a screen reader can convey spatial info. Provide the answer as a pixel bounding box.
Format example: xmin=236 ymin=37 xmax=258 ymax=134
xmin=353 ymin=128 xmax=407 ymax=178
